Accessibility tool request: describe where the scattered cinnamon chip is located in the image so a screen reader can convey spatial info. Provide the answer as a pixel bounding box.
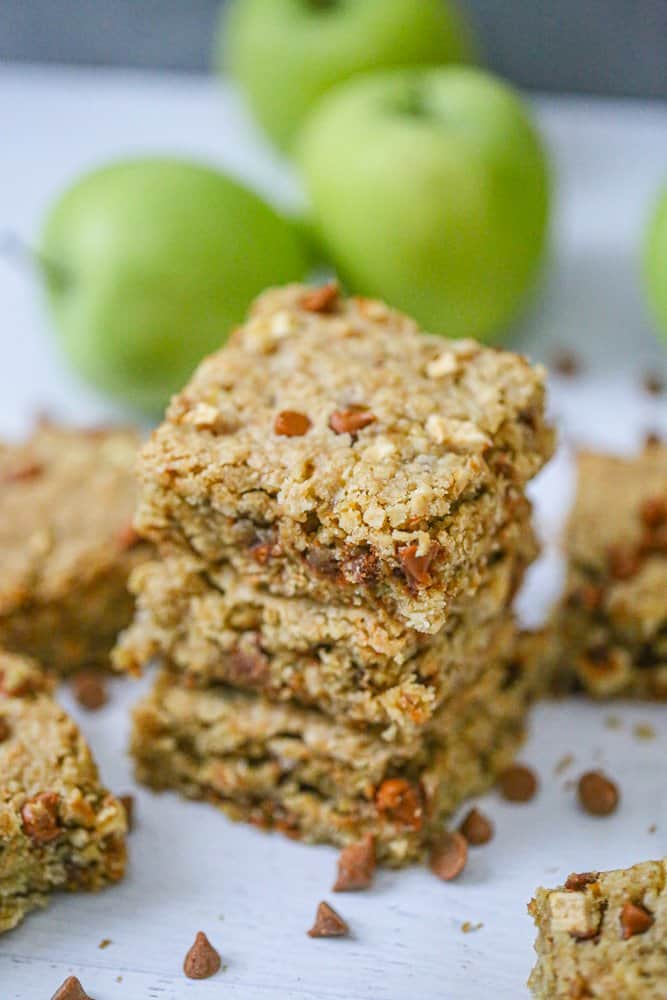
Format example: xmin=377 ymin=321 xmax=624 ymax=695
xmin=301 ymin=283 xmax=339 ymax=313
xmin=1 ymin=459 xmax=44 ymax=485
xmin=307 ymin=901 xmax=349 ymax=938
xmin=565 ymin=872 xmax=598 ymax=891
xmin=274 ymin=410 xmax=312 ymax=437
xmin=183 ymin=931 xmax=222 ymax=979
xmin=620 ymin=901 xmax=654 ymax=939
xmin=21 ymin=791 xmax=61 ymax=843
xmin=429 ymin=831 xmax=468 ymax=881
xmin=578 ymin=770 xmax=619 ymax=816
xmin=551 ymin=350 xmax=581 ymax=377
xmin=334 ymin=833 xmax=375 ymax=891
xmin=461 ymin=921 xmax=483 ymax=933
xmin=98 ymin=938 xmax=112 ymax=949
xmin=375 ymin=778 xmax=423 ymax=830
xmin=120 ymin=795 xmax=135 ymax=831
xmin=50 ymin=976 xmax=92 ymax=1000
xmin=642 ymin=372 xmax=664 ymax=396
xmin=633 ymin=722 xmax=656 ymax=741
xmin=458 ymin=807 xmax=494 ymax=846
xmin=329 ymin=406 xmax=376 ymax=435
xmin=498 ymin=764 xmax=538 ymax=803
xmin=0 ymin=716 xmax=10 ymax=742
xmin=397 ymin=543 xmax=438 ymax=589
xmin=73 ymin=671 xmax=107 ymax=711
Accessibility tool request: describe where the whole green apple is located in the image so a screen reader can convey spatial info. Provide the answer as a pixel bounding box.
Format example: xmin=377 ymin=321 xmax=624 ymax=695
xmin=221 ymin=0 xmax=476 ymax=151
xmin=644 ymin=183 xmax=667 ymax=340
xmin=40 ymin=158 xmax=309 ymax=413
xmin=297 ymin=67 xmax=551 ymax=342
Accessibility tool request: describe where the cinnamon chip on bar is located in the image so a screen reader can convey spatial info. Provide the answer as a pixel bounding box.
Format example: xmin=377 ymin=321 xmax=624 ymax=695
xmin=301 ymin=283 xmax=339 ymax=313
xmin=73 ymin=671 xmax=108 ymax=711
xmin=307 ymin=901 xmax=349 ymax=938
xmin=274 ymin=410 xmax=312 ymax=437
xmin=183 ymin=931 xmax=222 ymax=979
xmin=498 ymin=764 xmax=538 ymax=803
xmin=620 ymin=901 xmax=654 ymax=939
xmin=50 ymin=976 xmax=92 ymax=1000
xmin=0 ymin=716 xmax=10 ymax=742
xmin=429 ymin=831 xmax=468 ymax=881
xmin=21 ymin=791 xmax=61 ymax=843
xmin=334 ymin=833 xmax=375 ymax=891
xmin=329 ymin=407 xmax=376 ymax=435
xmin=397 ymin=543 xmax=438 ymax=589
xmin=565 ymin=872 xmax=598 ymax=891
xmin=578 ymin=771 xmax=619 ymax=816
xmin=2 ymin=460 xmax=44 ymax=485
xmin=375 ymin=778 xmax=423 ymax=830
xmin=458 ymin=807 xmax=494 ymax=846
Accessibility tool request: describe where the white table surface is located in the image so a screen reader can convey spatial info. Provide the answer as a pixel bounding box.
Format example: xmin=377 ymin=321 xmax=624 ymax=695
xmin=1 ymin=64 xmax=667 ymax=1000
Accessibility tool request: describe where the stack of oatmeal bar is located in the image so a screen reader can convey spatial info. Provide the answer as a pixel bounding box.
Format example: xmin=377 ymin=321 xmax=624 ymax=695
xmin=115 ymin=284 xmax=555 ymax=865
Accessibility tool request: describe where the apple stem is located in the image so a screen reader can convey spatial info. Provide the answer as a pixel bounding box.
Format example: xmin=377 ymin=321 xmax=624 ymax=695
xmin=0 ymin=231 xmax=71 ymax=288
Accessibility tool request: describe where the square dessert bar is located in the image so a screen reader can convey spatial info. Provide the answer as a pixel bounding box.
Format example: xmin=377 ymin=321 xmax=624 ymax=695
xmin=528 ymin=859 xmax=667 ymax=998
xmin=0 ymin=651 xmax=127 ymax=933
xmin=131 ymin=628 xmax=544 ymax=866
xmin=115 ymin=511 xmax=534 ymax=731
xmin=556 ymin=445 xmax=667 ymax=698
xmin=134 ymin=284 xmax=554 ymax=632
xmin=0 ymin=423 xmax=150 ymax=673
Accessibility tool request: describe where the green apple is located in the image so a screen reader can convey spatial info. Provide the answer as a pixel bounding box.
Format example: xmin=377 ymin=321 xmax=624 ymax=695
xmin=297 ymin=67 xmax=550 ymax=342
xmin=40 ymin=158 xmax=310 ymax=413
xmin=644 ymin=183 xmax=667 ymax=340
xmin=221 ymin=0 xmax=476 ymax=151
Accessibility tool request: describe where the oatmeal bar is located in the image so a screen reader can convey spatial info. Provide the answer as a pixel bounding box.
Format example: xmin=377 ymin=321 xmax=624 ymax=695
xmin=0 ymin=651 xmax=127 ymax=933
xmin=0 ymin=424 xmax=150 ymax=673
xmin=131 ymin=629 xmax=544 ymax=866
xmin=556 ymin=446 xmax=667 ymax=698
xmin=528 ymin=859 xmax=667 ymax=998
xmin=134 ymin=284 xmax=553 ymax=632
xmin=115 ymin=514 xmax=534 ymax=729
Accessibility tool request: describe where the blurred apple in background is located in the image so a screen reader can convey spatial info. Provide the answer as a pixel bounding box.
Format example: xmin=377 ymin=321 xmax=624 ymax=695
xmin=644 ymin=183 xmax=667 ymax=342
xmin=221 ymin=0 xmax=476 ymax=151
xmin=40 ymin=159 xmax=309 ymax=414
xmin=297 ymin=67 xmax=551 ymax=341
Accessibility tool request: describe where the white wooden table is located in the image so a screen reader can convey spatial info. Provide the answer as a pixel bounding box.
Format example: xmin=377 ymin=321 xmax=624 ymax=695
xmin=1 ymin=65 xmax=667 ymax=999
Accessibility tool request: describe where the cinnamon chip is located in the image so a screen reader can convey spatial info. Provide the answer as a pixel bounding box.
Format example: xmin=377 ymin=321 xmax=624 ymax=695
xmin=50 ymin=976 xmax=92 ymax=1000
xmin=183 ymin=931 xmax=222 ymax=979
xmin=565 ymin=872 xmax=598 ymax=891
xmin=227 ymin=645 xmax=269 ymax=688
xmin=397 ymin=543 xmax=438 ymax=589
xmin=2 ymin=460 xmax=44 ymax=485
xmin=73 ymin=671 xmax=108 ymax=711
xmin=578 ymin=771 xmax=619 ymax=816
xmin=21 ymin=791 xmax=61 ymax=843
xmin=333 ymin=834 xmax=375 ymax=891
xmin=607 ymin=544 xmax=641 ymax=581
xmin=458 ymin=807 xmax=494 ymax=846
xmin=498 ymin=764 xmax=538 ymax=803
xmin=375 ymin=778 xmax=423 ymax=830
xmin=120 ymin=795 xmax=135 ymax=831
xmin=301 ymin=283 xmax=339 ymax=313
xmin=274 ymin=410 xmax=312 ymax=437
xmin=429 ymin=831 xmax=468 ymax=881
xmin=620 ymin=901 xmax=654 ymax=939
xmin=329 ymin=406 xmax=376 ymax=435
xmin=307 ymin=901 xmax=349 ymax=938
xmin=0 ymin=716 xmax=10 ymax=742
xmin=640 ymin=496 xmax=667 ymax=529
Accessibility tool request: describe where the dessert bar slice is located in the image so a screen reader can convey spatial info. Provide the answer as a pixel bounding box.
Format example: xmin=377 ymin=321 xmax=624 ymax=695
xmin=134 ymin=284 xmax=554 ymax=632
xmin=0 ymin=423 xmax=150 ymax=673
xmin=115 ymin=517 xmax=533 ymax=731
xmin=556 ymin=445 xmax=667 ymax=698
xmin=0 ymin=651 xmax=127 ymax=933
xmin=528 ymin=859 xmax=667 ymax=998
xmin=131 ymin=629 xmax=544 ymax=866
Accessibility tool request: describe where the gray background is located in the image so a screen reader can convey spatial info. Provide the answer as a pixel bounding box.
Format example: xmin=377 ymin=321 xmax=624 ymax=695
xmin=1 ymin=0 xmax=666 ymax=99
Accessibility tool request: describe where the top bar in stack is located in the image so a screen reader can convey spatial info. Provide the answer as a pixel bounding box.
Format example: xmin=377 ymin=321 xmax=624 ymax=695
xmin=135 ymin=284 xmax=554 ymax=632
